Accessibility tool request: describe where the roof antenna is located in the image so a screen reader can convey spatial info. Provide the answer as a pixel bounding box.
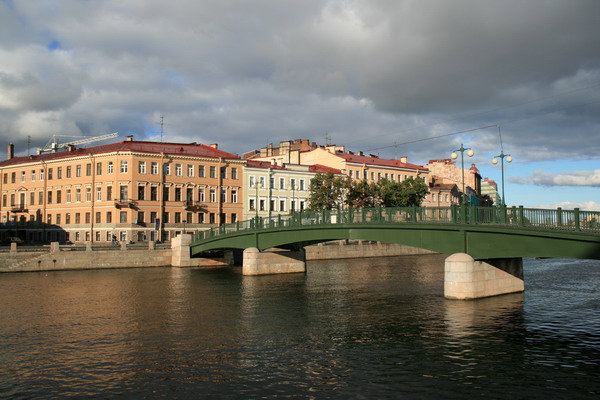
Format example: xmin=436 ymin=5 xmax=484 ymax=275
xmin=27 ymin=135 xmax=31 ymax=156
xmin=159 ymin=116 xmax=164 ymax=142
xmin=324 ymin=132 xmax=332 ymax=146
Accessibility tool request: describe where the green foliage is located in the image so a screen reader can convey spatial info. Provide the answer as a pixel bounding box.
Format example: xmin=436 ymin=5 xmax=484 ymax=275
xmin=375 ymin=177 xmax=429 ymax=207
xmin=346 ymin=179 xmax=378 ymax=208
xmin=307 ymin=172 xmax=352 ymax=210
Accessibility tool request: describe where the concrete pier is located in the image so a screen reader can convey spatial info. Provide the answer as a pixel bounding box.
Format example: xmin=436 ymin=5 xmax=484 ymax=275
xmin=444 ymin=253 xmax=524 ymax=300
xmin=242 ymin=247 xmax=306 ymax=275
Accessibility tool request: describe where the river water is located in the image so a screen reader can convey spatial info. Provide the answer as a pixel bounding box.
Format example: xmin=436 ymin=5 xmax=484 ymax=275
xmin=1 ymin=255 xmax=599 ymax=399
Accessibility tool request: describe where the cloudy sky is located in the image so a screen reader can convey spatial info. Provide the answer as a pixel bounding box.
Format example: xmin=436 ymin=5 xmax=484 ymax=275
xmin=1 ymin=0 xmax=599 ymax=209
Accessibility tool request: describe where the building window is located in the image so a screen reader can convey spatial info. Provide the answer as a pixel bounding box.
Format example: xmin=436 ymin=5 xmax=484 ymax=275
xmin=174 ymin=212 xmax=181 ymax=223
xmin=107 ymin=162 xmax=113 ymax=174
xmin=349 ymin=170 xmax=353 ymax=178
xmin=31 ymin=170 xmax=36 ymax=181
xmin=198 ymin=188 xmax=205 ymax=202
xmin=66 ymin=189 xmax=71 ymax=203
xmin=86 ymin=187 xmax=91 ymax=202
xmin=138 ymin=185 xmax=145 ymax=200
xmin=280 ymin=199 xmax=285 ymax=212
xmin=106 ymin=232 xmax=111 ymax=241
xmin=29 ymin=192 xmax=34 ymax=206
xmin=150 ymin=186 xmax=157 ymax=201
xmin=96 ymin=163 xmax=102 ymax=175
xmin=76 ymin=188 xmax=81 ymax=202
xmin=119 ymin=185 xmax=128 ymax=201
xmin=198 ymin=212 xmax=204 ymax=223
xmin=120 ymin=211 xmax=127 ymax=223
xmin=57 ymin=167 xmax=62 ymax=179
xmin=21 ymin=171 xmax=25 ymax=182
xmin=151 ymin=162 xmax=158 ymax=174
xmin=290 ymin=178 xmax=296 ymax=190
xmin=96 ymin=186 xmax=102 ymax=201
xmin=47 ymin=191 xmax=52 ymax=204
xmin=259 ymin=176 xmax=265 ymax=187
xmin=95 ymin=232 xmax=100 ymax=242
xmin=38 ymin=191 xmax=43 ymax=204
xmin=76 ymin=165 xmax=81 ymax=177
xmin=199 ymin=165 xmax=205 ymax=177
xmin=95 ymin=212 xmax=101 ymax=223
xmin=86 ymin=164 xmax=92 ymax=176
xmin=186 ymin=188 xmax=193 ymax=201
xmin=162 ymin=212 xmax=169 ymax=224
xmin=175 ymin=187 xmax=181 ymax=201
xmin=85 ymin=212 xmax=91 ymax=224
xmin=49 ymin=168 xmax=54 ymax=180
xmin=249 ymin=198 xmax=255 ymax=211
xmin=106 ymin=211 xmax=112 ymax=223
xmin=209 ymin=213 xmax=215 ymax=224
xmin=175 ymin=164 xmax=182 ymax=176
xmin=163 ymin=187 xmax=170 ymax=201
xmin=163 ymin=163 xmax=170 ymax=175
xmin=66 ymin=166 xmax=71 ymax=178
xmin=231 ymin=168 xmax=238 ymax=179
xmin=220 ymin=167 xmax=227 ymax=179
xmin=120 ymin=161 xmax=128 ymax=173
xmin=209 ymin=189 xmax=216 ymax=202
xmin=75 ymin=213 xmax=80 ymax=224
xmin=279 ymin=178 xmax=285 ymax=190
xmin=231 ymin=190 xmax=237 ymax=203
xmin=56 ymin=214 xmax=61 ymax=224
xmin=66 ymin=213 xmax=71 ymax=224
xmin=299 ymin=179 xmax=305 ymax=191
xmin=56 ymin=190 xmax=61 ymax=204
xmin=138 ymin=161 xmax=146 ymax=174
xmin=11 ymin=172 xmax=15 ymax=183
xmin=209 ymin=166 xmax=216 ymax=178
xmin=270 ymin=177 xmax=274 ymax=188
xmin=187 ymin=164 xmax=194 ymax=177
xmin=270 ymin=199 xmax=275 ymax=211
xmin=150 ymin=212 xmax=157 ymax=225
xmin=259 ymin=199 xmax=265 ymax=211
xmin=137 ymin=211 xmax=144 ymax=223
xmin=231 ymin=214 xmax=237 ymax=223
xmin=249 ymin=175 xmax=255 ymax=187
xmin=106 ymin=186 xmax=112 ymax=201
xmin=40 ymin=170 xmax=44 ymax=181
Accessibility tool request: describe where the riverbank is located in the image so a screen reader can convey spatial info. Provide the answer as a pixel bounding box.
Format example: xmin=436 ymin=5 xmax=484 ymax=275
xmin=0 ymin=240 xmax=435 ymax=273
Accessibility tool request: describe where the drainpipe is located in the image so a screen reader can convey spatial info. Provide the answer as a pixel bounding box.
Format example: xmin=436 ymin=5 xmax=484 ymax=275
xmin=90 ymin=154 xmax=95 ymax=243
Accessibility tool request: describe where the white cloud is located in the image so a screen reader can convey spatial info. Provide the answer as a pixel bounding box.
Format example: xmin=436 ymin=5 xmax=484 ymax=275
xmin=510 ymin=169 xmax=600 ymax=187
xmin=535 ymin=201 xmax=600 ymax=212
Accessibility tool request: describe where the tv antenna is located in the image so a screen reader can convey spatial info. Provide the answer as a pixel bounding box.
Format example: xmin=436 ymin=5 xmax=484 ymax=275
xmin=324 ymin=132 xmax=332 ymax=146
xmin=159 ymin=115 xmax=165 ymax=142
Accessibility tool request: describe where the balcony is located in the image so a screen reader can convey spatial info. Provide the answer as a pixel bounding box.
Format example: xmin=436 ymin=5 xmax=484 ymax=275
xmin=184 ymin=200 xmax=205 ymax=211
xmin=10 ymin=203 xmax=28 ymax=213
xmin=114 ymin=199 xmax=138 ymax=209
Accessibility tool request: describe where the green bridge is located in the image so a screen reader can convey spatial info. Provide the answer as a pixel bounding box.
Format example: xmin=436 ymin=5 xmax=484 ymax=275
xmin=192 ymin=206 xmax=600 ymax=261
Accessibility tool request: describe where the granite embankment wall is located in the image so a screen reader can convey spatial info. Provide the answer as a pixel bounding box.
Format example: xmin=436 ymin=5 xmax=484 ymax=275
xmin=305 ymin=241 xmax=435 ymax=260
xmin=0 ymin=241 xmax=436 ymax=273
xmin=0 ymin=247 xmax=229 ymax=273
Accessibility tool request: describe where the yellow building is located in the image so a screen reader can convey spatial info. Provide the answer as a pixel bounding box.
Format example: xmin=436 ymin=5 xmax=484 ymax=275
xmin=253 ymin=146 xmax=429 ymax=184
xmin=0 ymin=139 xmax=243 ymax=244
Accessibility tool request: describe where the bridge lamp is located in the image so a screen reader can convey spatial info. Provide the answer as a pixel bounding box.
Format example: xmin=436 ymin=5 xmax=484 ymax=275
xmin=451 ymin=144 xmax=474 ymax=204
xmin=492 ymin=151 xmax=512 ymax=206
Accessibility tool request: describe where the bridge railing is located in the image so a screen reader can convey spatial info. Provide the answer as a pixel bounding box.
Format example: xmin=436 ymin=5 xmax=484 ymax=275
xmin=194 ymin=206 xmax=600 ymax=242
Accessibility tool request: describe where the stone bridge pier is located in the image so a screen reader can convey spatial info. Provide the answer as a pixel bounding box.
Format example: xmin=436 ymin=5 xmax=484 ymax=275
xmin=242 ymin=248 xmax=306 ymax=275
xmin=444 ymin=253 xmax=524 ymax=299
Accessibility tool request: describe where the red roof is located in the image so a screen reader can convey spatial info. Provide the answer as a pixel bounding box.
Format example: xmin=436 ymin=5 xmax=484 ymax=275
xmin=336 ymin=152 xmax=428 ymax=171
xmin=0 ymin=140 xmax=239 ymax=167
xmin=245 ymin=160 xmax=287 ymax=170
xmin=309 ymin=164 xmax=342 ymax=174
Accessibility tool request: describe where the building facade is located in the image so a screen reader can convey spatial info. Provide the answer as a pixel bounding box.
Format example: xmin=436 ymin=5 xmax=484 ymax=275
xmin=243 ymin=161 xmax=342 ymax=220
xmin=0 ymin=140 xmax=243 ymax=244
xmin=481 ymin=178 xmax=500 ymax=206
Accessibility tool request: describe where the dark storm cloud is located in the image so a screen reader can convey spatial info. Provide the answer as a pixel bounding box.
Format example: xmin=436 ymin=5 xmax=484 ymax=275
xmin=0 ymin=0 xmax=598 ymax=164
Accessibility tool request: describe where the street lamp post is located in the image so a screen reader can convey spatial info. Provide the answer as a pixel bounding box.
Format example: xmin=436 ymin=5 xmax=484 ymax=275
xmin=492 ymin=151 xmax=513 ymax=206
xmin=450 ymin=144 xmax=474 ymax=204
xmin=252 ymin=179 xmax=263 ymax=218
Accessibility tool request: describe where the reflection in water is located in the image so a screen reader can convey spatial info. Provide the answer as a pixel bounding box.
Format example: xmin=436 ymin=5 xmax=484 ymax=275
xmin=0 ymin=256 xmax=599 ymax=398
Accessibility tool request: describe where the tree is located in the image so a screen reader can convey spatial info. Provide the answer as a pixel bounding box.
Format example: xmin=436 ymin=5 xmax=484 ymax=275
xmin=346 ymin=179 xmax=378 ymax=208
xmin=307 ymin=173 xmax=351 ymax=210
xmin=374 ymin=177 xmax=428 ymax=207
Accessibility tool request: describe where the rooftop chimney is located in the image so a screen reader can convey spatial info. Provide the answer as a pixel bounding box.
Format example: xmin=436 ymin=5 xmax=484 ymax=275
xmin=7 ymin=143 xmax=14 ymax=160
xmin=400 ymin=156 xmax=407 ymax=163
xmin=125 ymin=135 xmax=134 ymax=142
xmin=67 ymin=144 xmax=76 ymax=152
xmin=210 ymin=143 xmax=218 ymax=149
xmin=358 ymin=151 xmax=363 ymax=156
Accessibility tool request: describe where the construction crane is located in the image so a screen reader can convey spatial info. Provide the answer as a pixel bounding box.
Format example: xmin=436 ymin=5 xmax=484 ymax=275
xmin=37 ymin=133 xmax=119 ymax=154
